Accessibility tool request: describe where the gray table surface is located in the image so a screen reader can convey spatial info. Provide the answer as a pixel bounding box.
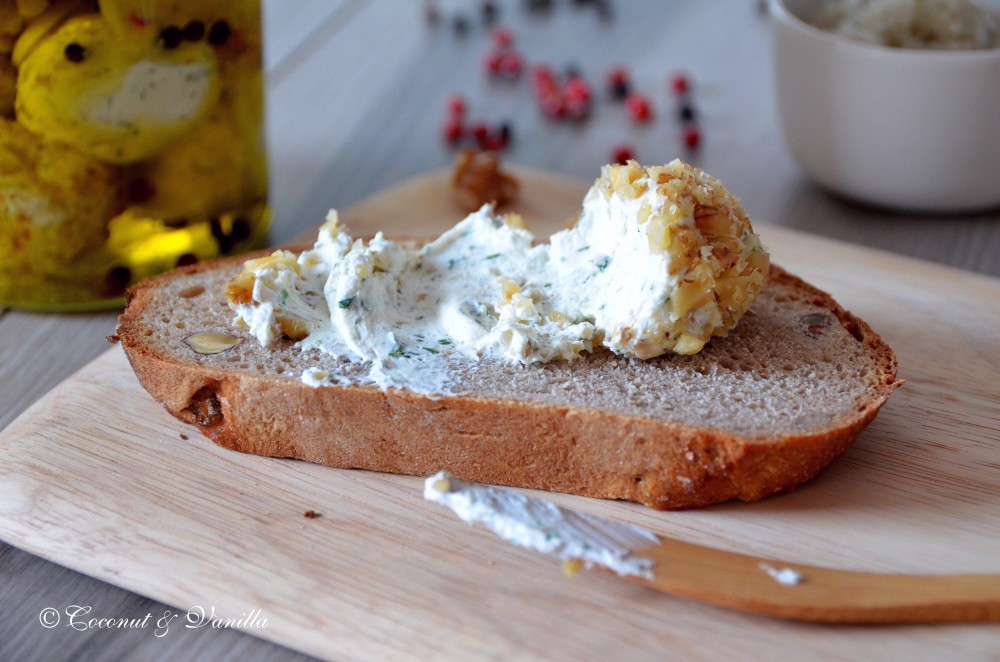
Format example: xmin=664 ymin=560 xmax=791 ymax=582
xmin=2 ymin=1 xmax=998 ymax=660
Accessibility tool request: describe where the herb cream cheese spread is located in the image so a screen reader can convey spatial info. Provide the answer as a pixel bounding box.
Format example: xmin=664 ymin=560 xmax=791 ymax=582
xmin=226 ymin=160 xmax=769 ymax=395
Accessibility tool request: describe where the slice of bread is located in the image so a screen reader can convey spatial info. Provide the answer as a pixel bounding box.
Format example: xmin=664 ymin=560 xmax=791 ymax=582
xmin=116 ymin=250 xmax=900 ymax=509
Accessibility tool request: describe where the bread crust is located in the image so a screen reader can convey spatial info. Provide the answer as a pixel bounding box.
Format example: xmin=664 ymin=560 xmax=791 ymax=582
xmin=117 ymin=253 xmax=900 ymax=510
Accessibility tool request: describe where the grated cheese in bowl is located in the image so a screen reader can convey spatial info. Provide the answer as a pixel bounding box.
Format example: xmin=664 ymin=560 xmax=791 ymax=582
xmin=816 ymin=0 xmax=1000 ymax=50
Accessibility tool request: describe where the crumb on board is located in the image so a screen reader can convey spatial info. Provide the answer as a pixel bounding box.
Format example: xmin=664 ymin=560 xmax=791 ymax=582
xmin=179 ymin=433 xmax=189 ymax=440
xmin=304 ymin=510 xmax=322 ymax=519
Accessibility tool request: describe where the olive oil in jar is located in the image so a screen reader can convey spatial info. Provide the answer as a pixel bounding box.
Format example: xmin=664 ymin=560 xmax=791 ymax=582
xmin=0 ymin=0 xmax=267 ymax=310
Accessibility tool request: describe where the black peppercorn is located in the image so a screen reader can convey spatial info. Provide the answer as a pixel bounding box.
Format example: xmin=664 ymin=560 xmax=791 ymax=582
xmin=524 ymin=0 xmax=554 ymax=11
xmin=424 ymin=3 xmax=441 ymax=25
xmin=158 ymin=26 xmax=183 ymax=49
xmin=182 ymin=20 xmax=205 ymax=41
xmin=64 ymin=42 xmax=85 ymax=62
xmin=209 ymin=217 xmax=232 ymax=252
xmin=176 ymin=253 xmax=198 ymax=267
xmin=230 ymin=217 xmax=251 ymax=243
xmin=679 ymin=103 xmax=696 ymax=122
xmin=482 ymin=1 xmax=498 ymax=25
xmin=596 ymin=0 xmax=613 ymax=21
xmin=127 ymin=178 xmax=156 ymax=204
xmin=207 ymin=20 xmax=231 ymax=46
xmin=105 ymin=266 xmax=132 ymax=296
xmin=498 ymin=121 xmax=513 ymax=145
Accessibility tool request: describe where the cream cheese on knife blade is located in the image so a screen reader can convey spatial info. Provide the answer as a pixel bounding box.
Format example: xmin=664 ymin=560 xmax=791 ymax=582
xmin=424 ymin=471 xmax=659 ymax=579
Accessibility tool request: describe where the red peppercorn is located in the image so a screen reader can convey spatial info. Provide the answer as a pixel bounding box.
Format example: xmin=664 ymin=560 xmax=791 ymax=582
xmin=481 ymin=133 xmax=506 ymax=151
xmin=446 ymin=95 xmax=466 ymax=117
xmin=612 ymin=145 xmax=635 ymax=165
xmin=532 ymin=67 xmax=560 ymax=115
xmin=624 ymin=93 xmax=652 ymax=122
xmin=492 ymin=26 xmax=513 ymax=49
xmin=540 ymin=93 xmax=564 ymax=118
xmin=562 ymin=76 xmax=590 ymax=120
xmin=442 ymin=120 xmax=464 ymax=143
xmin=498 ymin=52 xmax=523 ymax=77
xmin=564 ymin=97 xmax=589 ymax=120
xmin=471 ymin=123 xmax=490 ymax=142
xmin=683 ymin=124 xmax=701 ymax=150
xmin=564 ymin=76 xmax=591 ymax=104
xmin=485 ymin=52 xmax=503 ymax=74
xmin=670 ymin=73 xmax=690 ymax=95
xmin=532 ymin=65 xmax=557 ymax=91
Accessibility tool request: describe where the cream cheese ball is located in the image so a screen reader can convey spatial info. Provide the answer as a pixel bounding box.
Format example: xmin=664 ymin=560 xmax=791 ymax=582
xmin=227 ymin=160 xmax=769 ymax=395
xmin=572 ymin=159 xmax=770 ymax=357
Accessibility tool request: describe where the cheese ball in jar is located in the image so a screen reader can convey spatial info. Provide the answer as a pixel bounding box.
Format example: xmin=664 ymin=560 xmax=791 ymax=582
xmin=0 ymin=0 xmax=267 ymax=310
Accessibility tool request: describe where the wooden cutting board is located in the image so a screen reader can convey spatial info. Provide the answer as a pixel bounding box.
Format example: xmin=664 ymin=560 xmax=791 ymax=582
xmin=2 ymin=169 xmax=998 ymax=660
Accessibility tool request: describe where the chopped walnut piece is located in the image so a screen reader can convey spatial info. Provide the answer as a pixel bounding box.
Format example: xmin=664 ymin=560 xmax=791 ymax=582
xmin=451 ymin=149 xmax=519 ymax=213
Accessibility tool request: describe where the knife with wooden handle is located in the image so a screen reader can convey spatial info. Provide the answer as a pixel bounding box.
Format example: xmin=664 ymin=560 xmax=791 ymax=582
xmin=628 ymin=535 xmax=1000 ymax=623
xmin=425 ymin=472 xmax=1000 ymax=624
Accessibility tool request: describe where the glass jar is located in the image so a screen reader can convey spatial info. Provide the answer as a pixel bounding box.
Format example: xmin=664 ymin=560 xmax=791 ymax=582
xmin=0 ymin=0 xmax=267 ymax=310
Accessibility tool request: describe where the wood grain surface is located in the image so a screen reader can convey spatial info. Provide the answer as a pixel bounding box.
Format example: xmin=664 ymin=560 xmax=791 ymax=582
xmin=1 ymin=169 xmax=999 ymax=660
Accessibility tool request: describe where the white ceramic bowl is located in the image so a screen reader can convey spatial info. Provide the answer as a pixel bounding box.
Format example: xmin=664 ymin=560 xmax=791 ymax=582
xmin=770 ymin=0 xmax=1000 ymax=212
